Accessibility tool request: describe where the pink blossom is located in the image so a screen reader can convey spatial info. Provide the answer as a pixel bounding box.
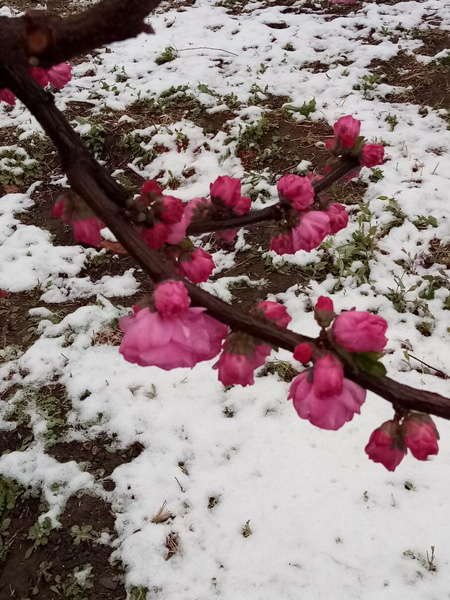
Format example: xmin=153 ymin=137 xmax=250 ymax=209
xmin=29 ymin=67 xmax=49 ymax=87
xmin=257 ymin=301 xmax=292 ymax=328
xmin=333 ymin=115 xmax=361 ymax=148
xmin=165 ymin=213 xmax=188 ymax=245
xmin=47 ymin=63 xmax=72 ymax=88
xmin=0 ymin=290 xmax=6 ymax=299
xmin=325 ymin=138 xmax=335 ymax=151
xmin=52 ymin=200 xmax=66 ymax=221
xmin=327 ymin=203 xmax=348 ymax=234
xmin=277 ymin=174 xmax=314 ymax=210
xmin=216 ymin=229 xmax=238 ymax=243
xmin=289 ymin=370 xmax=366 ymax=430
xmin=270 ymin=232 xmax=295 ymax=255
xmin=402 ymin=415 xmax=439 ymax=461
xmin=141 ymin=222 xmax=171 ymax=249
xmin=343 ymin=167 xmax=361 ymax=181
xmin=313 ymin=354 xmax=344 ymax=397
xmin=160 ymin=195 xmax=184 ymax=224
xmin=314 ymin=296 xmax=335 ymax=328
xmin=333 ymin=310 xmax=388 ymax=353
xmin=210 ymin=176 xmax=241 ymax=207
xmin=365 ymin=420 xmax=406 ymax=471
xmin=293 ymin=343 xmax=312 ymax=364
xmin=360 ymin=144 xmax=385 ymax=168
xmin=119 ymin=306 xmax=228 ymax=370
xmin=154 ymin=281 xmax=190 ymax=318
xmin=142 ymin=180 xmax=163 ymax=196
xmin=233 ymin=195 xmax=251 ymax=215
xmin=185 ymin=197 xmax=210 ymax=224
xmin=292 ymin=211 xmax=330 ymax=252
xmin=73 ymin=217 xmax=103 ymax=245
xmin=215 ymin=343 xmax=270 ymax=387
xmin=177 ymin=247 xmax=215 ymax=283
xmin=0 ymin=89 xmax=16 ymax=106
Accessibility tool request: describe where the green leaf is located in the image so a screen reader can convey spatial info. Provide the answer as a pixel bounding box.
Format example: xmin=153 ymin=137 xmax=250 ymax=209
xmin=352 ymin=352 xmax=387 ymax=377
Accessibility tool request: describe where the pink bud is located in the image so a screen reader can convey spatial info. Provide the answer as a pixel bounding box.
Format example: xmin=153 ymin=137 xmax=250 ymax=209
xmin=0 ymin=88 xmax=16 ymax=106
xmin=52 ymin=200 xmax=66 ymax=220
xmin=314 ymin=296 xmax=335 ymax=328
xmin=257 ymin=301 xmax=292 ymax=328
xmin=293 ymin=343 xmax=312 ymax=364
xmin=177 ymin=247 xmax=215 ymax=283
xmin=365 ymin=420 xmax=406 ymax=471
xmin=360 ymin=144 xmax=385 ymax=168
xmin=234 ymin=195 xmax=252 ymax=215
xmin=325 ymin=138 xmax=335 ymax=151
xmin=0 ymin=290 xmax=6 ymax=299
xmin=292 ymin=211 xmax=330 ymax=252
xmin=73 ymin=217 xmax=103 ymax=246
xmin=402 ymin=414 xmax=439 ymax=461
xmin=210 ymin=176 xmax=241 ymax=208
xmin=29 ymin=67 xmax=49 ymax=88
xmin=214 ymin=341 xmax=269 ymax=387
xmin=216 ymin=229 xmax=238 ymax=243
xmin=141 ymin=222 xmax=170 ymax=249
xmin=160 ymin=195 xmax=184 ymax=224
xmin=289 ymin=370 xmax=366 ymax=430
xmin=154 ymin=281 xmax=190 ymax=318
xmin=270 ymin=232 xmax=295 ymax=255
xmin=47 ymin=63 xmax=72 ymax=89
xmin=333 ymin=115 xmax=361 ymax=144
xmin=277 ymin=175 xmax=314 ymax=211
xmin=142 ymin=180 xmax=163 ymax=196
xmin=327 ymin=203 xmax=348 ymax=234
xmin=333 ymin=310 xmax=388 ymax=353
xmin=313 ymin=354 xmax=344 ymax=398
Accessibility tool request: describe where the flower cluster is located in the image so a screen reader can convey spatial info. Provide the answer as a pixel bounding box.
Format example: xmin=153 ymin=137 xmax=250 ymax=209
xmin=0 ymin=63 xmax=72 ymax=105
xmin=366 ymin=413 xmax=439 ymax=471
xmin=289 ymin=297 xmax=388 ymax=431
xmin=140 ymin=181 xmax=188 ymax=249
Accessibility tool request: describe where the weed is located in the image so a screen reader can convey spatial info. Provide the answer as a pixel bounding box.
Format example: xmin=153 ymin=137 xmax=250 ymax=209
xmin=71 ymin=524 xmax=97 ymax=545
xmin=155 ymin=46 xmax=178 ymax=65
xmin=378 ymin=196 xmax=406 ymax=234
xmin=353 ymin=73 xmax=383 ymax=100
xmin=208 ymin=495 xmax=221 ymax=509
xmin=242 ymin=520 xmax=252 ymax=538
xmin=412 ymin=215 xmax=437 ymax=230
xmin=26 ymin=517 xmax=53 ymax=558
xmin=416 ymin=321 xmax=434 ymax=337
xmin=369 ymin=167 xmax=384 ymax=182
xmin=0 ymin=147 xmax=42 ymax=187
xmin=236 ymin=117 xmax=272 ymax=153
xmin=152 ymin=501 xmax=174 ymax=524
xmin=283 ymin=42 xmax=295 ymax=51
xmin=165 ymin=532 xmax=180 ymax=560
xmin=259 ymin=360 xmax=299 ymax=382
xmin=223 ymin=406 xmax=235 ymax=418
xmin=385 ymin=113 xmax=398 ymax=131
xmin=283 ymin=98 xmax=316 ymax=120
xmin=129 ymin=587 xmax=149 ymax=600
xmin=75 ymin=118 xmax=106 ymax=157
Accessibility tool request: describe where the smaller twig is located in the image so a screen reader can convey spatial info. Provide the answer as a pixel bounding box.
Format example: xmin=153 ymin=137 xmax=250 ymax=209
xmin=408 ymin=354 xmax=449 ymax=380
xmin=177 ymin=46 xmax=239 ymax=57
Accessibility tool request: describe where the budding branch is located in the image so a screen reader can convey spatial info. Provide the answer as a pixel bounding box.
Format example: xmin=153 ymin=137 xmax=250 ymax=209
xmin=1 ymin=0 xmax=449 ymax=419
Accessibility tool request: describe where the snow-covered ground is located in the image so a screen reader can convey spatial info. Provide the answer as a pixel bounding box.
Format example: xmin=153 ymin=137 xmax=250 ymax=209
xmin=1 ymin=0 xmax=450 ymax=597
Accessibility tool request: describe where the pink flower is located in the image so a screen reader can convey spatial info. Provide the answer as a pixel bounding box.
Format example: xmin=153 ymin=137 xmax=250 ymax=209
xmin=154 ymin=281 xmax=190 ymax=318
xmin=0 ymin=89 xmax=16 ymax=106
xmin=289 ymin=370 xmax=366 ymax=430
xmin=277 ymin=175 xmax=314 ymax=211
xmin=216 ymin=229 xmax=238 ymax=243
xmin=233 ymin=195 xmax=251 ymax=216
xmin=52 ymin=200 xmax=66 ymax=221
xmin=333 ymin=115 xmax=361 ymax=149
xmin=119 ymin=304 xmax=228 ymax=370
xmin=160 ymin=195 xmax=184 ymax=224
xmin=210 ymin=176 xmax=241 ymax=207
xmin=47 ymin=63 xmax=72 ymax=88
xmin=402 ymin=415 xmax=439 ymax=461
xmin=185 ymin=197 xmax=210 ymax=224
xmin=343 ymin=167 xmax=361 ymax=181
xmin=365 ymin=420 xmax=406 ymax=471
xmin=325 ymin=138 xmax=336 ymax=151
xmin=29 ymin=67 xmax=49 ymax=87
xmin=257 ymin=301 xmax=292 ymax=328
xmin=73 ymin=218 xmax=103 ymax=245
xmin=327 ymin=203 xmax=348 ymax=234
xmin=0 ymin=290 xmax=6 ymax=299
xmin=292 ymin=211 xmax=330 ymax=252
xmin=215 ymin=342 xmax=270 ymax=387
xmin=177 ymin=247 xmax=215 ymax=283
xmin=142 ymin=180 xmax=163 ymax=196
xmin=333 ymin=310 xmax=388 ymax=353
xmin=314 ymin=296 xmax=335 ymax=328
xmin=142 ymin=222 xmax=170 ymax=249
xmin=313 ymin=354 xmax=344 ymax=397
xmin=270 ymin=232 xmax=294 ymax=255
xmin=165 ymin=213 xmax=188 ymax=245
xmin=360 ymin=144 xmax=385 ymax=168
xmin=293 ymin=343 xmax=312 ymax=364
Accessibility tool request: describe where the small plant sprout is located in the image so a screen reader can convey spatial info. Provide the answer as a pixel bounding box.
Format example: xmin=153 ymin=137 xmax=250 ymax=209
xmin=242 ymin=520 xmax=252 ymax=538
xmin=152 ymin=501 xmax=174 ymax=524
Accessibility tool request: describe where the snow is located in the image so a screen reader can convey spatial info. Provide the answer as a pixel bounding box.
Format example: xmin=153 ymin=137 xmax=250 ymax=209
xmin=1 ymin=0 xmax=450 ymax=597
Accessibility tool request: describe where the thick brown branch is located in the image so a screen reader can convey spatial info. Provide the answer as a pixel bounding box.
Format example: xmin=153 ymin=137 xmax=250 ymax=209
xmin=3 ymin=65 xmax=450 ymax=422
xmin=0 ymin=0 xmax=163 ymax=72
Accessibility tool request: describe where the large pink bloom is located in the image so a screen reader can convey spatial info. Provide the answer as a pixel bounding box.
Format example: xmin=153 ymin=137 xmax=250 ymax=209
xmin=360 ymin=144 xmax=384 ymax=168
xmin=73 ymin=217 xmax=103 ymax=245
xmin=313 ymin=354 xmax=343 ymax=397
xmin=402 ymin=415 xmax=439 ymax=461
xmin=141 ymin=222 xmax=171 ymax=249
xmin=210 ymin=176 xmax=251 ymax=215
xmin=365 ymin=420 xmax=406 ymax=471
xmin=215 ymin=344 xmax=270 ymax=387
xmin=176 ymin=247 xmax=215 ymax=283
xmin=327 ymin=203 xmax=348 ymax=234
xmin=257 ymin=301 xmax=291 ymax=328
xmin=154 ymin=281 xmax=190 ymax=317
xmin=160 ymin=195 xmax=184 ymax=224
xmin=291 ymin=211 xmax=330 ymax=252
xmin=333 ymin=310 xmax=388 ymax=353
xmin=289 ymin=369 xmax=366 ymax=430
xmin=277 ymin=174 xmax=314 ymax=211
xmin=270 ymin=232 xmax=295 ymax=255
xmin=119 ymin=306 xmax=228 ymax=370
xmin=0 ymin=89 xmax=16 ymax=106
